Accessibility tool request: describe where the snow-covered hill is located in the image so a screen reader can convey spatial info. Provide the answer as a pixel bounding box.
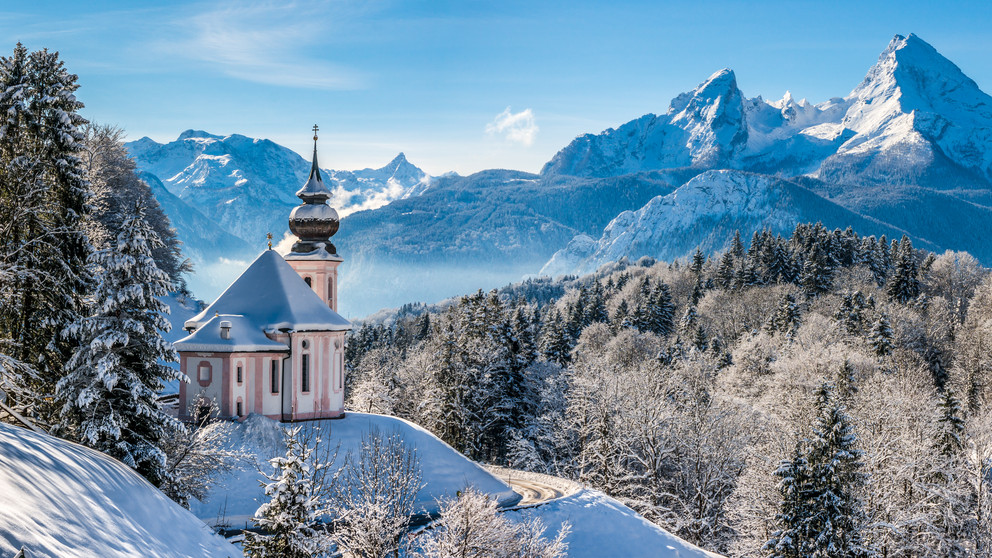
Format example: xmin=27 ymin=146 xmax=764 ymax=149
xmin=508 ymin=489 xmax=723 ymax=558
xmin=194 ymin=413 xmax=519 ymax=527
xmin=541 ymin=170 xmax=926 ymax=277
xmin=0 ymin=423 xmax=240 ymax=558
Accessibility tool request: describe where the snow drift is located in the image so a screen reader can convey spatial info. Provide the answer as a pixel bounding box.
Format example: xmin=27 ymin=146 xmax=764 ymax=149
xmin=0 ymin=423 xmax=240 ymax=558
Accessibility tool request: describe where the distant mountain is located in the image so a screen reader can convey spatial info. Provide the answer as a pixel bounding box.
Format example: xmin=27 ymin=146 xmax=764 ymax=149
xmin=333 ymin=169 xmax=677 ymax=314
xmin=540 ymin=33 xmax=992 ymax=277
xmin=541 ymin=170 xmax=928 ymax=277
xmin=126 ymin=131 xmax=431 ymax=302
xmin=126 ymin=131 xmax=430 ymax=246
xmin=134 ymin=34 xmax=992 ymax=316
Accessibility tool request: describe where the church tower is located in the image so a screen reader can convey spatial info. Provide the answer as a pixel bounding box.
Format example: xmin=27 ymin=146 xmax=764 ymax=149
xmin=285 ymin=126 xmax=343 ymax=312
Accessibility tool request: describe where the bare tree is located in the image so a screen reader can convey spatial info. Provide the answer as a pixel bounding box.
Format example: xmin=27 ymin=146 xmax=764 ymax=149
xmin=409 ymin=487 xmax=570 ymax=558
xmin=329 ymin=427 xmax=424 ymax=558
xmin=159 ymin=397 xmax=248 ymax=509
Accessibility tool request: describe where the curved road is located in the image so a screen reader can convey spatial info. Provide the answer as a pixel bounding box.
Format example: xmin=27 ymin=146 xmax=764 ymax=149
xmin=506 ymin=477 xmax=565 ymax=506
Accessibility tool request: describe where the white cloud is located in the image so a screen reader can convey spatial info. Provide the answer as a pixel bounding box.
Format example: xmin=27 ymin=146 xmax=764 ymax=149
xmin=486 ymin=107 xmax=538 ymax=146
xmin=168 ymin=2 xmax=363 ymax=90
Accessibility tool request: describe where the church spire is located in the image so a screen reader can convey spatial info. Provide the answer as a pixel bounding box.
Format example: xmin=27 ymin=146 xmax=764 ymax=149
xmin=288 ymin=125 xmax=340 ymax=255
xmin=295 ymin=124 xmax=332 ymax=202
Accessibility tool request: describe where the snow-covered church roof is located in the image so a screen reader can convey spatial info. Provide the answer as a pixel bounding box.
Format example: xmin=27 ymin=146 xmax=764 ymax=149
xmin=174 ymin=314 xmax=290 ymax=353
xmin=182 ymin=250 xmax=352 ymax=334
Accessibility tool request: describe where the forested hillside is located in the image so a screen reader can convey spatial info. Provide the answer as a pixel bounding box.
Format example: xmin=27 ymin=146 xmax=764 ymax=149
xmin=346 ymin=223 xmax=992 ymax=556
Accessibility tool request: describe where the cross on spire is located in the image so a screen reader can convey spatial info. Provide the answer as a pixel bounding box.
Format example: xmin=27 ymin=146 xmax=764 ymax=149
xmin=312 ymin=124 xmax=319 ymax=141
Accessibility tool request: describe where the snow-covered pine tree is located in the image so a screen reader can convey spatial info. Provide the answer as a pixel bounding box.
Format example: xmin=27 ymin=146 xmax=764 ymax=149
xmin=690 ymin=247 xmax=705 ymax=276
xmin=886 ymin=236 xmax=921 ymax=303
xmin=244 ymin=426 xmax=334 ymax=558
xmin=799 ymin=244 xmax=834 ymax=298
xmin=867 ymin=312 xmax=894 ymax=357
xmin=540 ymin=307 xmax=572 ymax=367
xmin=767 ymin=292 xmax=801 ymax=335
xmin=55 ymin=203 xmax=184 ymax=487
xmin=679 ymin=305 xmax=698 ymax=336
xmin=0 ymin=44 xmax=90 ymax=419
xmin=804 ymin=383 xmax=872 ymax=558
xmin=716 ymin=251 xmax=736 ymax=289
xmin=766 ymin=445 xmax=813 ymax=558
xmin=651 ymin=282 xmax=676 ymax=337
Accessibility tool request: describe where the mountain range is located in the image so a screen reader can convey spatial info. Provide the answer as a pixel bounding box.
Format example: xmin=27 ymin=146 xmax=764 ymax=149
xmin=128 ymin=34 xmax=992 ymax=317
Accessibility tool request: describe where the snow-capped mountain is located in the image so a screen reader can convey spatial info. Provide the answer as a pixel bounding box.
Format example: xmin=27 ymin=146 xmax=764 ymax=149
xmin=126 ymin=130 xmax=430 ymax=246
xmin=544 ymin=34 xmax=992 ymax=193
xmin=541 ymin=170 xmax=924 ymax=277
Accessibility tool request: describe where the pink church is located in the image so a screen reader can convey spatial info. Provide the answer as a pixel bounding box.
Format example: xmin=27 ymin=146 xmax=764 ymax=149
xmin=175 ymin=132 xmax=352 ymax=422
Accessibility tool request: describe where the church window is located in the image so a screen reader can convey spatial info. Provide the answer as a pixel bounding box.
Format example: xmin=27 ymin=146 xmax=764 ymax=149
xmin=304 ymin=276 xmax=312 ymax=287
xmin=271 ymin=360 xmax=279 ymax=393
xmin=197 ymin=362 xmax=212 ymax=386
xmin=336 ymin=353 xmax=343 ymax=390
xmin=236 ymin=400 xmax=243 ymax=417
xmin=301 ymin=354 xmax=310 ymax=393
xmin=236 ymin=365 xmax=243 ymax=384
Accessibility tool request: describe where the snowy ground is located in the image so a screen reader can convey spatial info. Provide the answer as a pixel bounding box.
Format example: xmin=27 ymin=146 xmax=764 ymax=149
xmin=506 ymin=488 xmax=725 ymax=558
xmin=0 ymin=423 xmax=240 ymax=558
xmin=194 ymin=412 xmax=520 ymax=527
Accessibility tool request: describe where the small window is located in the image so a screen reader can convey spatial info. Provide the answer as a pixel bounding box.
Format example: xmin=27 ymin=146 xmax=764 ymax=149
xmin=236 ymin=401 xmax=243 ymax=417
xmin=236 ymin=365 xmax=243 ymax=384
xmin=197 ymin=363 xmax=212 ymax=386
xmin=304 ymin=276 xmax=312 ymax=287
xmin=336 ymin=353 xmax=343 ymax=390
xmin=301 ymin=354 xmax=310 ymax=393
xmin=271 ymin=360 xmax=279 ymax=394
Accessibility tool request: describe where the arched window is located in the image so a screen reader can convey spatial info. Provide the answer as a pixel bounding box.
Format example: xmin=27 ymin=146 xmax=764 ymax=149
xmin=236 ymin=364 xmax=243 ymax=384
xmin=236 ymin=398 xmax=244 ymax=417
xmin=197 ymin=361 xmax=212 ymax=387
xmin=328 ymin=277 xmax=334 ymax=307
xmin=301 ymin=354 xmax=310 ymax=393
xmin=304 ymin=276 xmax=312 ymax=287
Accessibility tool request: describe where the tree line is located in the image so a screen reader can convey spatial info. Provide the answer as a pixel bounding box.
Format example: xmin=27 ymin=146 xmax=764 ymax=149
xmin=346 ymin=222 xmax=992 ymax=556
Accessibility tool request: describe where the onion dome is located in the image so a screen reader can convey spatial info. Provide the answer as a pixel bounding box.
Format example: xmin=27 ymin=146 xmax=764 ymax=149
xmin=288 ymin=126 xmax=340 ymax=254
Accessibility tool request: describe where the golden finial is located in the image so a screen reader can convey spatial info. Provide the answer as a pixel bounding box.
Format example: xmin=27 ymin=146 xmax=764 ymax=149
xmin=312 ymin=123 xmax=319 ymax=142
xmin=266 ymin=232 xmax=273 ymax=250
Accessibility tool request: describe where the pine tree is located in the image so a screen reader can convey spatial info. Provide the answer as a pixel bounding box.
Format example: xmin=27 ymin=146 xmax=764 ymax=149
xmin=0 ymin=44 xmax=91 ymax=419
xmin=540 ymin=307 xmax=571 ymax=366
xmin=799 ymin=244 xmax=834 ymax=298
xmin=867 ymin=313 xmax=894 ymax=357
xmin=716 ymin=251 xmax=736 ymax=289
xmin=244 ymin=427 xmax=333 ymax=558
xmin=651 ymin=282 xmax=676 ymax=337
xmin=767 ymin=292 xmax=801 ymax=335
xmin=766 ymin=445 xmax=814 ymax=558
xmin=886 ymin=236 xmax=920 ymax=303
xmin=679 ymin=305 xmax=698 ymax=336
xmin=936 ymin=389 xmax=965 ymax=459
xmin=804 ymin=383 xmax=872 ymax=558
xmin=690 ymin=247 xmax=705 ymax=275
xmin=55 ymin=204 xmax=183 ymax=486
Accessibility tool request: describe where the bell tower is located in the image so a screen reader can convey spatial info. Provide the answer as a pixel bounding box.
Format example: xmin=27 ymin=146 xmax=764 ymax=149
xmin=284 ymin=125 xmax=343 ymax=312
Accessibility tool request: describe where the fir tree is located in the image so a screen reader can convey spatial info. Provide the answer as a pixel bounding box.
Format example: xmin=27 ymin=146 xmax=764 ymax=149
xmin=690 ymin=247 xmax=705 ymax=275
xmin=766 ymin=445 xmax=814 ymax=558
xmin=767 ymin=292 xmax=801 ymax=335
xmin=716 ymin=251 xmax=736 ymax=289
xmin=244 ymin=427 xmax=334 ymax=558
xmin=540 ymin=307 xmax=571 ymax=367
xmin=867 ymin=313 xmax=894 ymax=357
xmin=804 ymin=383 xmax=872 ymax=558
xmin=799 ymin=244 xmax=834 ymax=298
xmin=936 ymin=388 xmax=965 ymax=459
xmin=55 ymin=204 xmax=183 ymax=486
xmin=0 ymin=43 xmax=91 ymax=418
xmin=886 ymin=236 xmax=920 ymax=303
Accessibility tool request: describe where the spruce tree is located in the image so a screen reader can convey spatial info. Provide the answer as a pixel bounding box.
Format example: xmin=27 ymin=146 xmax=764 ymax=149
xmin=244 ymin=427 xmax=333 ymax=558
xmin=867 ymin=313 xmax=894 ymax=357
xmin=0 ymin=44 xmax=91 ymax=419
xmin=804 ymin=383 xmax=872 ymax=558
xmin=767 ymin=445 xmax=814 ymax=558
xmin=55 ymin=204 xmax=183 ymax=487
xmin=886 ymin=236 xmax=920 ymax=303
xmin=716 ymin=252 xmax=736 ymax=289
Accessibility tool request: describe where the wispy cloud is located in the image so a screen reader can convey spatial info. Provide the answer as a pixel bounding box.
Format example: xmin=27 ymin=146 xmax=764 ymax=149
xmin=166 ymin=2 xmax=364 ymax=90
xmin=486 ymin=107 xmax=538 ymax=146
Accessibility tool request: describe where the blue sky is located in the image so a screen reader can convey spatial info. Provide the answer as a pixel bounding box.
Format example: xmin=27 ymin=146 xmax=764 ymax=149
xmin=2 ymin=0 xmax=991 ymax=175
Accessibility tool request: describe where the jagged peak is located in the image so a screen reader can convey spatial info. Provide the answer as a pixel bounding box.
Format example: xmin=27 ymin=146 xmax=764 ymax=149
xmin=669 ymin=68 xmax=740 ymax=114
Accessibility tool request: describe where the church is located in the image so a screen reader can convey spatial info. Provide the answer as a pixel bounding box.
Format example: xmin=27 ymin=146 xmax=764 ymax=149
xmin=175 ymin=130 xmax=352 ymax=422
